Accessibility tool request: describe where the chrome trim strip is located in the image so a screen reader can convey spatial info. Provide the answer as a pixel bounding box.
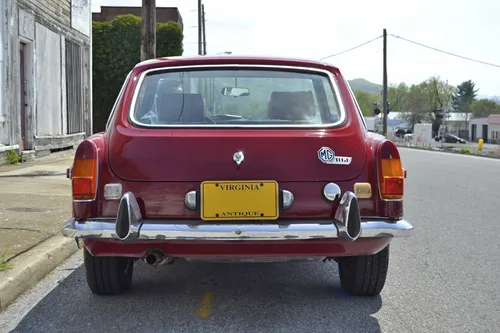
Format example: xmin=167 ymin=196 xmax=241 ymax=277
xmin=61 ymin=218 xmax=413 ymax=241
xmin=127 ymin=64 xmax=347 ymax=129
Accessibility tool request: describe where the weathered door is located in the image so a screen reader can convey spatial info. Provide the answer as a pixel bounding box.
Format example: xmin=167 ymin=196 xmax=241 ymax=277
xmin=19 ymin=42 xmax=28 ymax=150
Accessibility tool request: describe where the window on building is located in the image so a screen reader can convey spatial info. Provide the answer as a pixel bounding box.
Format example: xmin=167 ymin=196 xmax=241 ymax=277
xmin=65 ymin=40 xmax=84 ymax=134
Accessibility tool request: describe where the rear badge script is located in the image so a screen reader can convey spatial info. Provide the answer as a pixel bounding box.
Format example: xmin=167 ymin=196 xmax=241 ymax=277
xmin=317 ymin=147 xmax=352 ymax=165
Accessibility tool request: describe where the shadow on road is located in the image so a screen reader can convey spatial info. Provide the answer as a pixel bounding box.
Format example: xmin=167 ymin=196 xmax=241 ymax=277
xmin=10 ymin=259 xmax=383 ymax=333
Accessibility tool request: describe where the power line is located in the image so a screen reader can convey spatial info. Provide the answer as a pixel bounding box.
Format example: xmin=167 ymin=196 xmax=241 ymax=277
xmin=390 ymin=33 xmax=500 ymax=69
xmin=320 ymin=35 xmax=383 ymax=60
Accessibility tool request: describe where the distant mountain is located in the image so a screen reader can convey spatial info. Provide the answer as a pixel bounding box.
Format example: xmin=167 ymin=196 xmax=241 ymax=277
xmin=348 ymin=80 xmax=499 ymax=102
xmin=477 ymin=95 xmax=500 ymax=101
xmin=348 ymin=78 xmax=382 ymax=94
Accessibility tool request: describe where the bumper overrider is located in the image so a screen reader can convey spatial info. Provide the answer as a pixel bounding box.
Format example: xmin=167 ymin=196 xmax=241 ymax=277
xmin=61 ymin=191 xmax=413 ymax=242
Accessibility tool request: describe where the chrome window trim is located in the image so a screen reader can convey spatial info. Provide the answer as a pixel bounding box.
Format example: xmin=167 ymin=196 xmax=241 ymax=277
xmin=127 ymin=64 xmax=348 ymax=129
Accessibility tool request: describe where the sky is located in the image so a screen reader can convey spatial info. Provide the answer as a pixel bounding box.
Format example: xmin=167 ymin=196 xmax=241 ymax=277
xmin=91 ymin=0 xmax=500 ymax=97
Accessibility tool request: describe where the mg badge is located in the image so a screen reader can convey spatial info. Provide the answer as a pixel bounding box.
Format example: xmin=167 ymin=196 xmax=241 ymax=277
xmin=233 ymin=151 xmax=244 ymax=166
xmin=318 ymin=147 xmax=352 ymax=165
xmin=318 ymin=147 xmax=335 ymax=163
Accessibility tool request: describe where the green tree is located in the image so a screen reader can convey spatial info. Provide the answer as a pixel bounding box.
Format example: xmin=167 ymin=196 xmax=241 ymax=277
xmin=421 ymin=76 xmax=455 ymax=136
xmin=402 ymin=84 xmax=428 ymax=128
xmin=470 ymin=99 xmax=500 ymax=117
xmin=354 ymin=91 xmax=379 ymax=116
xmin=451 ymin=80 xmax=478 ymax=130
xmin=387 ymin=82 xmax=409 ymax=112
xmin=92 ymin=15 xmax=184 ymax=133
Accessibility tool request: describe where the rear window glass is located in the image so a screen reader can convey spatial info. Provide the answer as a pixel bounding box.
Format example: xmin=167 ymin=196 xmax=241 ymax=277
xmin=131 ymin=68 xmax=344 ymax=127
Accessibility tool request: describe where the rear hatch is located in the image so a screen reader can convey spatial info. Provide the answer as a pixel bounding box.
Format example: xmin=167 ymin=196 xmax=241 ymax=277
xmin=108 ymin=128 xmax=367 ymax=182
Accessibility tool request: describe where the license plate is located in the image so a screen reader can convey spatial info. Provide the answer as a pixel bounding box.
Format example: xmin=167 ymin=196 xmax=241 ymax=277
xmin=200 ymin=180 xmax=279 ymax=221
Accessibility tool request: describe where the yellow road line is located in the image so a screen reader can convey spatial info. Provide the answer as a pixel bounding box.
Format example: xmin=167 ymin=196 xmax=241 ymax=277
xmin=195 ymin=291 xmax=214 ymax=319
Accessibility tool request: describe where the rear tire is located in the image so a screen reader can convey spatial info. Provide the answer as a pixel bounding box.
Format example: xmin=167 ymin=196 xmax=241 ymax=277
xmin=83 ymin=247 xmax=134 ymax=295
xmin=337 ymin=245 xmax=389 ymax=296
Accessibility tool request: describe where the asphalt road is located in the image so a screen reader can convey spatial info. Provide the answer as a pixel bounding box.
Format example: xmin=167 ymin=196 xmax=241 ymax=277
xmin=2 ymin=148 xmax=500 ymax=333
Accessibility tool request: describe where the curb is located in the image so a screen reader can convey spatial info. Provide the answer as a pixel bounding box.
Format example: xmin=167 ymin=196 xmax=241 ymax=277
xmin=0 ymin=150 xmax=74 ymax=173
xmin=0 ymin=235 xmax=79 ymax=311
xmin=396 ymin=145 xmax=500 ymax=160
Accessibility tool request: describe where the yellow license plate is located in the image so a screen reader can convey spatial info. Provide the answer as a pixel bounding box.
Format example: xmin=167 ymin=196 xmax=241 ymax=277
xmin=200 ymin=180 xmax=279 ymax=221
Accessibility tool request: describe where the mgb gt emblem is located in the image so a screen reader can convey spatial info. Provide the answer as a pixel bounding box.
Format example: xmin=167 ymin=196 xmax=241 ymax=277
xmin=318 ymin=147 xmax=352 ymax=165
xmin=233 ymin=151 xmax=245 ymax=165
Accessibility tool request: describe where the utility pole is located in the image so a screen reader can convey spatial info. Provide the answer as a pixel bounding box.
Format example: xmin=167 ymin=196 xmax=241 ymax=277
xmin=140 ymin=0 xmax=156 ymax=61
xmin=202 ymin=4 xmax=206 ymax=55
xmin=197 ymin=0 xmax=203 ymax=55
xmin=382 ymin=28 xmax=388 ymax=137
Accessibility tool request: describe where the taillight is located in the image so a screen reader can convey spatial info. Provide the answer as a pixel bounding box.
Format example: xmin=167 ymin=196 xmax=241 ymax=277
xmin=72 ymin=140 xmax=98 ymax=201
xmin=377 ymin=140 xmax=404 ymax=200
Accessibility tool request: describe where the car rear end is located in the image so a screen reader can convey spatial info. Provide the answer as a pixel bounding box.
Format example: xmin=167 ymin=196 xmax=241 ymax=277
xmin=62 ymin=56 xmax=413 ymax=296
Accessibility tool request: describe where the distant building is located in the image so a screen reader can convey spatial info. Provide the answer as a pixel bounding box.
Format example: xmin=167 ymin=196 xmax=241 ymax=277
xmin=1 ymin=0 xmax=92 ymax=164
xmin=92 ymin=6 xmax=183 ymax=29
xmin=469 ymin=115 xmax=500 ymax=144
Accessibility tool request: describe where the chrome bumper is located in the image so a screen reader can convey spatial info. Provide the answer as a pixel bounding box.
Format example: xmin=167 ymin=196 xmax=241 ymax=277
xmin=61 ymin=191 xmax=414 ymax=242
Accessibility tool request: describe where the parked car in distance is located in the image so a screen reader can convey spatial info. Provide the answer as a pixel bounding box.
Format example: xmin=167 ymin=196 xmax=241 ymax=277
xmin=393 ymin=128 xmax=413 ymax=138
xmin=62 ymin=55 xmax=414 ymax=297
xmin=434 ymin=134 xmax=467 ymax=144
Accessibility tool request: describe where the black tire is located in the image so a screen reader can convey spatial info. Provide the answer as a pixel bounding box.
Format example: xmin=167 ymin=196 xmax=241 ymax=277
xmin=337 ymin=245 xmax=389 ymax=296
xmin=83 ymin=247 xmax=134 ymax=295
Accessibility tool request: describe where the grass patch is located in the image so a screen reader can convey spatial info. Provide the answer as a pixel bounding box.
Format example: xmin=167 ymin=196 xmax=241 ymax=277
xmin=0 ymin=248 xmax=13 ymax=272
xmin=460 ymin=147 xmax=471 ymax=154
xmin=6 ymin=150 xmax=21 ymax=164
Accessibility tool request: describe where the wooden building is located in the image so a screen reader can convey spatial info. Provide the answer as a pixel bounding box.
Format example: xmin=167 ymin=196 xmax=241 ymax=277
xmin=0 ymin=0 xmax=92 ymax=164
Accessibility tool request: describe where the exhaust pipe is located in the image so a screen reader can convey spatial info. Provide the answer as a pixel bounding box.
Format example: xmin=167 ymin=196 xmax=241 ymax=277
xmin=144 ymin=249 xmax=171 ymax=266
xmin=334 ymin=191 xmax=362 ymax=242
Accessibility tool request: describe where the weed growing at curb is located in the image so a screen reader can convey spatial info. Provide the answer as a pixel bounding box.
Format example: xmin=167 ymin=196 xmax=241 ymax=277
xmin=0 ymin=248 xmax=13 ymax=272
xmin=460 ymin=147 xmax=471 ymax=154
xmin=6 ymin=150 xmax=21 ymax=164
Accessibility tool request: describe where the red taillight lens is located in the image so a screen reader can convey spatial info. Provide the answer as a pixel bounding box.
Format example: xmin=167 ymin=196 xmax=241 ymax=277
xmin=378 ymin=140 xmax=404 ymax=199
xmin=72 ymin=140 xmax=98 ymax=200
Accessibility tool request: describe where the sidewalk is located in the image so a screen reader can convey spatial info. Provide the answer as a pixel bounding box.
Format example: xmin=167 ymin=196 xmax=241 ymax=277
xmin=0 ymin=154 xmax=78 ymax=311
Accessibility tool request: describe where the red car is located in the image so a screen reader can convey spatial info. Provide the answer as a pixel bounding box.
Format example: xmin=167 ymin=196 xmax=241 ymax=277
xmin=62 ymin=55 xmax=413 ymax=297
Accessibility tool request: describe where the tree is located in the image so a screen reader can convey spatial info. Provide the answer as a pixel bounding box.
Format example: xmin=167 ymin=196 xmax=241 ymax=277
xmin=402 ymin=84 xmax=428 ymax=128
xmin=387 ymin=82 xmax=409 ymax=112
xmin=353 ymin=91 xmax=379 ymax=116
xmin=451 ymin=80 xmax=478 ymax=130
xmin=470 ymin=99 xmax=500 ymax=117
xmin=422 ymin=76 xmax=455 ymax=136
xmin=92 ymin=15 xmax=184 ymax=132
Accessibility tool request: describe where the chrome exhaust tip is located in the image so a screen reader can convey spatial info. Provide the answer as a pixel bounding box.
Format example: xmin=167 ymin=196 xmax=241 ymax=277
xmin=334 ymin=191 xmax=362 ymax=242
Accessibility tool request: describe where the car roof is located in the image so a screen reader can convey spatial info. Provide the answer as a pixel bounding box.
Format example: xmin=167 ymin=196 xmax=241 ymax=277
xmin=134 ymin=55 xmax=339 ymax=72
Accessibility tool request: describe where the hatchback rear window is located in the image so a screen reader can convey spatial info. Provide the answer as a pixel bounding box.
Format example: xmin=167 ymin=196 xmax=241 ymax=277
xmin=130 ymin=67 xmax=344 ymax=127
